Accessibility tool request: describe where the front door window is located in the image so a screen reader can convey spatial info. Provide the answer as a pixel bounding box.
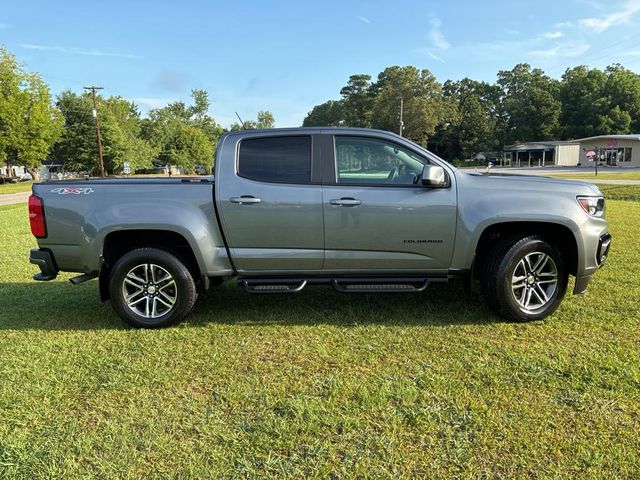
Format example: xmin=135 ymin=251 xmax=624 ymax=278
xmin=334 ymin=136 xmax=426 ymax=186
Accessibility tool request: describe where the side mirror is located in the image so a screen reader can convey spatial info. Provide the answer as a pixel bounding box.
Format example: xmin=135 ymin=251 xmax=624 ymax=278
xmin=421 ymin=165 xmax=446 ymax=188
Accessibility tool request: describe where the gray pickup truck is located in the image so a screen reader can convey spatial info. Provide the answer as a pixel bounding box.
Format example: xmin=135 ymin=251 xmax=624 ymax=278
xmin=28 ymin=127 xmax=611 ymax=328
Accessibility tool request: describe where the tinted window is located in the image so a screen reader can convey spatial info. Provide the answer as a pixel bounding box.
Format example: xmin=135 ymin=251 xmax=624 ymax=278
xmin=335 ymin=136 xmax=426 ymax=185
xmin=238 ymin=136 xmax=311 ymax=183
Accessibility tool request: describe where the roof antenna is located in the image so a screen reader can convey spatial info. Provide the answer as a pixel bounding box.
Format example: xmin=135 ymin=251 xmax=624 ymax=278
xmin=235 ymin=111 xmax=247 ymax=130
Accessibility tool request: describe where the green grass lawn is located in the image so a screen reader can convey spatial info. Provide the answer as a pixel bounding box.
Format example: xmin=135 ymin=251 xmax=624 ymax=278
xmin=599 ymin=184 xmax=640 ymax=202
xmin=0 ymin=202 xmax=638 ymax=478
xmin=0 ymin=181 xmax=33 ymax=195
xmin=550 ymin=172 xmax=640 ymax=181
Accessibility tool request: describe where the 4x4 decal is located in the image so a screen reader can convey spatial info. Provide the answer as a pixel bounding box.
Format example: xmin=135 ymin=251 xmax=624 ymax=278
xmin=51 ymin=187 xmax=94 ymax=195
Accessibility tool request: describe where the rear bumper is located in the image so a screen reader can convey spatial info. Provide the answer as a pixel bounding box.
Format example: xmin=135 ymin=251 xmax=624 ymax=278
xmin=29 ymin=248 xmax=58 ymax=281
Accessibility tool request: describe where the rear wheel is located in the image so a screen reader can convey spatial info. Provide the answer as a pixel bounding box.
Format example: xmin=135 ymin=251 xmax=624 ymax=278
xmin=109 ymin=248 xmax=197 ymax=328
xmin=482 ymin=235 xmax=568 ymax=322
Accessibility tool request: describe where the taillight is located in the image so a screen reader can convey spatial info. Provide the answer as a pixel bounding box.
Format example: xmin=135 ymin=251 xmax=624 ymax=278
xmin=28 ymin=195 xmax=47 ymax=238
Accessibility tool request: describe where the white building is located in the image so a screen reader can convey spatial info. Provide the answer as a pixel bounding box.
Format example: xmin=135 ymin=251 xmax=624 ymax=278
xmin=504 ymin=134 xmax=640 ymax=167
xmin=503 ymin=141 xmax=580 ymax=167
xmin=0 ymin=165 xmax=28 ymax=177
xmin=575 ymin=134 xmax=640 ymax=166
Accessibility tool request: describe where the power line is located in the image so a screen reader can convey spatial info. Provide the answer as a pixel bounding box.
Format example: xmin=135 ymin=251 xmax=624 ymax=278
xmin=83 ymin=86 xmax=106 ymax=178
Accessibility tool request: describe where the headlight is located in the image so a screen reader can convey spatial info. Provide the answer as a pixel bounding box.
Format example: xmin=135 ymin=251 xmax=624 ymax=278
xmin=577 ymin=196 xmax=605 ymax=217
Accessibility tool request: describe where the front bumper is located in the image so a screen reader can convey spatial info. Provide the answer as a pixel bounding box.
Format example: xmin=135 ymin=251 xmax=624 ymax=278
xmin=573 ymin=232 xmax=611 ymax=294
xmin=30 ymin=248 xmax=58 ymax=281
xmin=596 ymin=233 xmax=612 ymax=266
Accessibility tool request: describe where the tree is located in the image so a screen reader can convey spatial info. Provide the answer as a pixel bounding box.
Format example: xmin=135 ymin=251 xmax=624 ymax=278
xmin=51 ymin=91 xmax=97 ymax=173
xmin=230 ymin=110 xmax=276 ymax=130
xmin=187 ymin=89 xmax=224 ymax=151
xmin=142 ymin=90 xmax=220 ymax=173
xmin=155 ymin=121 xmax=212 ymax=173
xmin=370 ymin=66 xmax=448 ymax=146
xmin=0 ymin=46 xmax=63 ymax=179
xmin=430 ymin=78 xmax=500 ymax=161
xmin=603 ymin=64 xmax=640 ymax=133
xmin=53 ymin=92 xmax=155 ymax=175
xmin=340 ymin=74 xmax=374 ymax=127
xmin=302 ymin=100 xmax=345 ymax=126
xmin=100 ymin=97 xmax=156 ymax=173
xmin=560 ymin=66 xmax=609 ymax=139
xmin=496 ymin=63 xmax=561 ymax=145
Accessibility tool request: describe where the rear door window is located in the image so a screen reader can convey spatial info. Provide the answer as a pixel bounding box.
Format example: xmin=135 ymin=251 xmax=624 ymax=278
xmin=238 ymin=136 xmax=312 ymax=184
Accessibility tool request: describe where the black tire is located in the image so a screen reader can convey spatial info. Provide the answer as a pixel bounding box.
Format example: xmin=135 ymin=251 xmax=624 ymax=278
xmin=109 ymin=248 xmax=197 ymax=328
xmin=482 ymin=235 xmax=568 ymax=322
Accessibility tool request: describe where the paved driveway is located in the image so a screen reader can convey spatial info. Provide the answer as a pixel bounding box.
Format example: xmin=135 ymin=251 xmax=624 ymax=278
xmin=0 ymin=192 xmax=30 ymax=206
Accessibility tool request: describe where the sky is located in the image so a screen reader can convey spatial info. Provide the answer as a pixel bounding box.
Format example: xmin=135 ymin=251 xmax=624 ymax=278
xmin=3 ymin=0 xmax=640 ymax=128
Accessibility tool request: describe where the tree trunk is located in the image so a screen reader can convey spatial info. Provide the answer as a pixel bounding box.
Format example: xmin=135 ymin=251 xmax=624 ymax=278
xmin=25 ymin=165 xmax=40 ymax=182
xmin=5 ymin=160 xmax=13 ymax=178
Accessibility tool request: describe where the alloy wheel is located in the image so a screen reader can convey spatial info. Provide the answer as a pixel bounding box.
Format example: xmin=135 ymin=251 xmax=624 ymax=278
xmin=122 ymin=263 xmax=178 ymax=318
xmin=511 ymin=251 xmax=558 ymax=313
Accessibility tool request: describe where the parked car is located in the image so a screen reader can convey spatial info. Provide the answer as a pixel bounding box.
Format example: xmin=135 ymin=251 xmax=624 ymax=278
xmin=28 ymin=128 xmax=611 ymax=328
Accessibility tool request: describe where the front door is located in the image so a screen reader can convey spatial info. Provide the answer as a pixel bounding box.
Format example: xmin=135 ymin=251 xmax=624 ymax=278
xmin=322 ymin=135 xmax=457 ymax=272
xmin=216 ymin=134 xmax=324 ymax=272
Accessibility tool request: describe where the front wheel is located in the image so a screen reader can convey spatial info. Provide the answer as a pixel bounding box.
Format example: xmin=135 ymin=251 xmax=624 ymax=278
xmin=109 ymin=248 xmax=197 ymax=328
xmin=482 ymin=235 xmax=568 ymax=322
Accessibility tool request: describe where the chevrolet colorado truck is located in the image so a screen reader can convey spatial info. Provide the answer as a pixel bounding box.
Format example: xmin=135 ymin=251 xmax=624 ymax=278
xmin=28 ymin=128 xmax=611 ymax=328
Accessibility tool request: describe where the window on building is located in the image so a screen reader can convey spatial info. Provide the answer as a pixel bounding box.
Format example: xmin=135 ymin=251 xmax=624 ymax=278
xmin=238 ymin=136 xmax=312 ymax=184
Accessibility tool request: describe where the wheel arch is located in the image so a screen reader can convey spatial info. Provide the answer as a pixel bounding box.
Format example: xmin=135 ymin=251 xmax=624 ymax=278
xmin=472 ymin=221 xmax=579 ymax=279
xmin=99 ymin=229 xmax=203 ymax=301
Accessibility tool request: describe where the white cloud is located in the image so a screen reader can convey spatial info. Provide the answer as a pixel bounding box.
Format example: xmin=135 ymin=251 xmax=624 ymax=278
xmin=579 ymin=0 xmax=640 ymax=32
xmin=20 ymin=43 xmax=139 ymax=59
xmin=426 ymin=51 xmax=445 ymax=62
xmin=554 ymin=21 xmax=574 ymax=28
xmin=542 ymin=31 xmax=564 ymax=39
xmin=529 ymin=43 xmax=591 ymax=57
xmin=429 ymin=17 xmax=450 ymax=50
xmin=356 ymin=15 xmax=371 ymax=24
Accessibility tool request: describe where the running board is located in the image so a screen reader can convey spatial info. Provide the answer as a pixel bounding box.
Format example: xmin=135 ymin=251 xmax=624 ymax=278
xmin=69 ymin=272 xmax=98 ymax=285
xmin=240 ymin=279 xmax=307 ymax=294
xmin=331 ymin=278 xmax=429 ymax=293
xmin=237 ymin=276 xmax=435 ymax=294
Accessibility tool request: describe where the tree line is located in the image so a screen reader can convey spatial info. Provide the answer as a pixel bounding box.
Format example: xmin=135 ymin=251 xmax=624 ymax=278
xmin=0 ymin=46 xmax=275 ymax=179
xmin=5 ymin=40 xmax=640 ymax=178
xmin=303 ymin=63 xmax=640 ymax=162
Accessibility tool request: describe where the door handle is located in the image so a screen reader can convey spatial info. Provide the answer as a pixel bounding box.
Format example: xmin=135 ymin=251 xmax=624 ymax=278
xmin=230 ymin=195 xmax=261 ymax=205
xmin=330 ymin=197 xmax=362 ymax=206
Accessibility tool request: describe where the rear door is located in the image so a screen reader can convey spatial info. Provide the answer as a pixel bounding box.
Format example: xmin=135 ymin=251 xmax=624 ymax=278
xmin=321 ymin=134 xmax=457 ymax=272
xmin=216 ymin=133 xmax=324 ymax=273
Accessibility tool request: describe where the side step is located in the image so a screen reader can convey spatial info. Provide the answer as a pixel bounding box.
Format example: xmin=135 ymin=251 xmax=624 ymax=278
xmin=237 ymin=277 xmax=433 ymax=294
xmin=240 ymin=279 xmax=307 ymax=294
xmin=331 ymin=278 xmax=429 ymax=293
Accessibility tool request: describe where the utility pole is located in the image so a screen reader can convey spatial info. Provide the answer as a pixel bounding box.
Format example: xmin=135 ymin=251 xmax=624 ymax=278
xmin=84 ymin=86 xmax=105 ymax=177
xmin=399 ymin=97 xmax=404 ymax=136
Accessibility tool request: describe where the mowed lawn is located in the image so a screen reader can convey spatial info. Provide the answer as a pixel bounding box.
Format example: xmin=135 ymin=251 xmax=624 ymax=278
xmin=0 ymin=199 xmax=639 ymax=478
xmin=550 ymin=171 xmax=640 ymax=181
xmin=0 ymin=181 xmax=33 ymax=195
